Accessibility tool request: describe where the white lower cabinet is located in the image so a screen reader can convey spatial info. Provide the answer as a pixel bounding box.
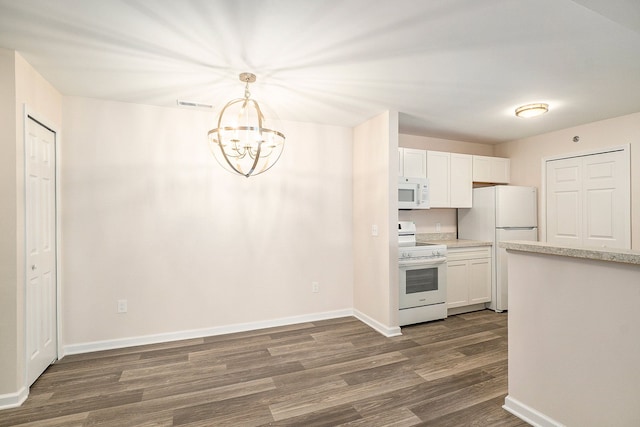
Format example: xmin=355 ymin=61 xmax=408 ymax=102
xmin=447 ymin=246 xmax=491 ymax=312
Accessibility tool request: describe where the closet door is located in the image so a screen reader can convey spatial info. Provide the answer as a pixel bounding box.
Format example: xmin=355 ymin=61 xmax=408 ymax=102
xmin=546 ymin=149 xmax=629 ymax=249
xmin=582 ymin=151 xmax=630 ymax=248
xmin=26 ymin=117 xmax=58 ymax=385
xmin=546 ymin=157 xmax=582 ymax=247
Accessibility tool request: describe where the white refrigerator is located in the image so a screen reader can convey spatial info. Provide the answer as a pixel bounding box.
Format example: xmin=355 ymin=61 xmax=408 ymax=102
xmin=457 ymin=186 xmax=537 ymax=312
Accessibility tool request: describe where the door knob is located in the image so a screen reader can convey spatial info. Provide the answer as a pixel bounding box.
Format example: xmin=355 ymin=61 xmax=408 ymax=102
xmin=31 ymin=265 xmax=36 ymax=271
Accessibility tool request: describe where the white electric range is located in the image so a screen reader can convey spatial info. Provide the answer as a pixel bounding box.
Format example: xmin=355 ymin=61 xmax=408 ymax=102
xmin=398 ymin=221 xmax=448 ymax=326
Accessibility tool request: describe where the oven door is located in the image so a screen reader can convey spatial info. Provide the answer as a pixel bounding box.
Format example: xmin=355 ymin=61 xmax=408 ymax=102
xmin=399 ymin=257 xmax=447 ymax=309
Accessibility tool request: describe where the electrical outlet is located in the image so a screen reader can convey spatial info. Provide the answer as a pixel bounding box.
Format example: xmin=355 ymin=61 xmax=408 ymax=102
xmin=117 ymin=299 xmax=128 ymax=313
xmin=436 ymin=222 xmax=441 ymax=232
xmin=312 ymin=281 xmax=319 ymax=293
xmin=371 ymin=224 xmax=379 ymax=236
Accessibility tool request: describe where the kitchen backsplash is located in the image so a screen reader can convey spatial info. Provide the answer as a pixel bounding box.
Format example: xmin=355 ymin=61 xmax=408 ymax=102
xmin=416 ymin=232 xmax=457 ymax=242
xmin=398 ymin=208 xmax=457 ymax=233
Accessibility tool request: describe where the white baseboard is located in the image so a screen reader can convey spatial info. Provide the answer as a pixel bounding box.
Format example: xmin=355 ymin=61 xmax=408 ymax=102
xmin=62 ymin=309 xmax=354 ymax=356
xmin=503 ymin=395 xmax=566 ymax=427
xmin=353 ymin=309 xmax=402 ymax=337
xmin=0 ymin=386 xmax=28 ymax=410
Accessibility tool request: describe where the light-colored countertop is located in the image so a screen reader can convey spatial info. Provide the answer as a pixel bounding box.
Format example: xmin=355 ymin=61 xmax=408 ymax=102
xmin=416 ymin=233 xmax=492 ymax=248
xmin=500 ymin=240 xmax=640 ymax=265
xmin=426 ymin=239 xmax=492 ymax=248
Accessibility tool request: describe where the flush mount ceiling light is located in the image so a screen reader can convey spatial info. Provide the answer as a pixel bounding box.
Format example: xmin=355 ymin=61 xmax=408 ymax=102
xmin=208 ymin=73 xmax=285 ymax=177
xmin=515 ymin=103 xmax=549 ymax=118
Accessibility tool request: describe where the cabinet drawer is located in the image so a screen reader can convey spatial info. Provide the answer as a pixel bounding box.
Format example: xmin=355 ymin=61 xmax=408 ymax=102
xmin=447 ymin=246 xmax=491 ymax=261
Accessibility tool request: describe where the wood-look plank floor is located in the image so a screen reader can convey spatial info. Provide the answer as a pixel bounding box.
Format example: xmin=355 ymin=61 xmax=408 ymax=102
xmin=0 ymin=310 xmax=529 ymax=426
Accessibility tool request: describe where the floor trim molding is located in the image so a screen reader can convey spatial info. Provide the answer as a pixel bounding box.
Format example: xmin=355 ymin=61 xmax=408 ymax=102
xmin=353 ymin=309 xmax=402 ymax=337
xmin=0 ymin=386 xmax=28 ymax=410
xmin=503 ymin=395 xmax=565 ymax=427
xmin=62 ymin=309 xmax=354 ymax=357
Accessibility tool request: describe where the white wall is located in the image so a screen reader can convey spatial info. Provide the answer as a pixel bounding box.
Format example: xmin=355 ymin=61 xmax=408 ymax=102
xmin=61 ymin=97 xmax=354 ymax=347
xmin=399 ymin=134 xmax=494 ymax=156
xmin=506 ymin=250 xmax=640 ymax=426
xmin=0 ymin=48 xmax=18 ymax=398
xmin=0 ymin=49 xmax=62 ymax=402
xmin=353 ymin=111 xmax=399 ymax=333
xmin=398 ymin=134 xmax=495 ymax=234
xmin=495 ymin=112 xmax=640 ymax=249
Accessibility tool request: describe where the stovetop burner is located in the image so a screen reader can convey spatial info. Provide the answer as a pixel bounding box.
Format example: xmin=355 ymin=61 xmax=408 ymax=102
xmin=398 ymin=222 xmax=447 ymax=259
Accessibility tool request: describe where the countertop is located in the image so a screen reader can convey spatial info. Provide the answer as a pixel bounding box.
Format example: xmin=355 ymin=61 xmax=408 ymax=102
xmin=415 ymin=233 xmax=492 ymax=248
xmin=500 ymin=240 xmax=640 ymax=265
xmin=424 ymin=239 xmax=493 ymax=248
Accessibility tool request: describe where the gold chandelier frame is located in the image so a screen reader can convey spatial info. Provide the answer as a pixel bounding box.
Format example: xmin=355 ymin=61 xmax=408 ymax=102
xmin=208 ymin=73 xmax=286 ymax=177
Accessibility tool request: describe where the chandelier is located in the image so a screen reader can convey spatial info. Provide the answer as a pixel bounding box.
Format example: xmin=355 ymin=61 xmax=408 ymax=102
xmin=208 ymin=73 xmax=286 ymax=177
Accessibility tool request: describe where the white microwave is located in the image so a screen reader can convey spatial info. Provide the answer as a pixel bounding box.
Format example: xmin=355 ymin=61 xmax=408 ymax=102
xmin=398 ymin=177 xmax=429 ymax=209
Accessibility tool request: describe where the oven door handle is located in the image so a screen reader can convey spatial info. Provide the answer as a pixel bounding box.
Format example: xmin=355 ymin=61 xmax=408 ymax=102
xmin=398 ymin=256 xmax=447 ymax=267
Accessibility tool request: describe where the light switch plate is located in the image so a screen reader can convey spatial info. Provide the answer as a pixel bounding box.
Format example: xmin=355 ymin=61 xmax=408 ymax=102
xmin=117 ymin=299 xmax=128 ymax=313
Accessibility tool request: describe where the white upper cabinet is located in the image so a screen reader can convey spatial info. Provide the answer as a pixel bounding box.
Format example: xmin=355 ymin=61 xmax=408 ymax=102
xmin=492 ymin=157 xmax=510 ymax=183
xmin=472 ymin=155 xmax=510 ymax=184
xmin=398 ymin=148 xmax=473 ymax=208
xmin=400 ymin=148 xmax=427 ymax=178
xmin=450 ymin=153 xmax=473 ymax=207
xmin=472 ymin=155 xmax=491 ymax=181
xmin=427 ymin=151 xmax=450 ymax=207
xmin=427 ymin=151 xmax=472 ymax=208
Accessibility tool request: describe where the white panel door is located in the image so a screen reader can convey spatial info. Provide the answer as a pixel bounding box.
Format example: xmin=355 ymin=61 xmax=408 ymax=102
xmin=582 ymin=151 xmax=630 ymax=248
xmin=546 ymin=158 xmax=582 ymax=246
xmin=26 ymin=117 xmax=57 ymax=386
xmin=546 ymin=149 xmax=629 ymax=249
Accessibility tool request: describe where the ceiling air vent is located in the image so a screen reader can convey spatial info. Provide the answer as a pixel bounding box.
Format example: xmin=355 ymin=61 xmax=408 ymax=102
xmin=176 ymin=100 xmax=213 ymax=109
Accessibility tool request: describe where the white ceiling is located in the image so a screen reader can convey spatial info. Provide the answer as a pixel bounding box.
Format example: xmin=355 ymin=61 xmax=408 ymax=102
xmin=1 ymin=0 xmax=639 ymax=143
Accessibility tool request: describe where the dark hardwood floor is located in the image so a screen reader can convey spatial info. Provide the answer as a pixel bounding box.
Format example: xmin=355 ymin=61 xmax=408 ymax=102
xmin=0 ymin=310 xmax=529 ymax=426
